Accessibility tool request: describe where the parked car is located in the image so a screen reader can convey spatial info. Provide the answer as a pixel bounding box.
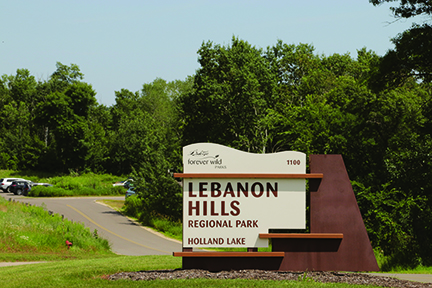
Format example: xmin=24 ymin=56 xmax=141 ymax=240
xmin=9 ymin=180 xmax=32 ymax=196
xmin=31 ymin=182 xmax=53 ymax=187
xmin=113 ymin=178 xmax=133 ymax=187
xmin=0 ymin=178 xmax=26 ymax=193
xmin=125 ymin=187 xmax=136 ymax=199
xmin=124 ymin=180 xmax=134 ymax=189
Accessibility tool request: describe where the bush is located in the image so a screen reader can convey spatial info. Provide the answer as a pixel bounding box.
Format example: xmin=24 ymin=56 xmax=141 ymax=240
xmin=122 ymin=195 xmax=143 ymax=220
xmin=129 ymin=168 xmax=182 ymax=223
xmin=29 ymin=185 xmax=125 ymax=197
xmin=151 ymin=217 xmax=182 ymax=240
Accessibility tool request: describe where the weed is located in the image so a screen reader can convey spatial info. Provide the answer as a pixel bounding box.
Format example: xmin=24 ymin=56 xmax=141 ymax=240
xmin=297 ymin=271 xmax=315 ymax=282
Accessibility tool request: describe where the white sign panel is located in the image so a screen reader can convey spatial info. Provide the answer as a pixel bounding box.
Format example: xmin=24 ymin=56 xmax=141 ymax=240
xmin=182 ymin=143 xmax=306 ymax=248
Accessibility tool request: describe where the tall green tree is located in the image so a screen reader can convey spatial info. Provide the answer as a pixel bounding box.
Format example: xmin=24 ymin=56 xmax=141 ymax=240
xmin=111 ymin=78 xmax=190 ymax=221
xmin=180 ymin=37 xmax=278 ymax=153
xmin=109 ymin=78 xmax=191 ymax=175
xmin=84 ymin=104 xmax=111 ymax=172
xmin=35 ymin=64 xmax=97 ymax=171
xmin=0 ymin=69 xmax=43 ymax=170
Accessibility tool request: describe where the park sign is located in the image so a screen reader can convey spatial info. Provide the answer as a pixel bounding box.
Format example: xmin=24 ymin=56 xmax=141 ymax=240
xmin=174 ymin=148 xmax=380 ymax=272
xmin=180 ymin=143 xmax=306 ymax=248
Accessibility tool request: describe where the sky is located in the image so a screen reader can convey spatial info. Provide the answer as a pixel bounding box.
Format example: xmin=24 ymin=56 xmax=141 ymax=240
xmin=0 ymin=0 xmax=423 ymax=106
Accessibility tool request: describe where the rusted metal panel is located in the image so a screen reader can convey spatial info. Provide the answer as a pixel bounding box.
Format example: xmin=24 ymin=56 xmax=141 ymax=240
xmin=277 ymin=154 xmax=379 ymax=271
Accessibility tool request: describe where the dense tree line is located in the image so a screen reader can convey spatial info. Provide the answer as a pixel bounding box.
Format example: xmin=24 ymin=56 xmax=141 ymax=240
xmin=179 ymin=38 xmax=432 ymax=268
xmin=1 ymin=0 xmax=431 ymax=268
xmin=0 ymin=65 xmax=191 ymax=174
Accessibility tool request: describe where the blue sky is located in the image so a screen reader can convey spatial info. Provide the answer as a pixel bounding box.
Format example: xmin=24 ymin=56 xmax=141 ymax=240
xmin=0 ymin=0 xmax=421 ymax=106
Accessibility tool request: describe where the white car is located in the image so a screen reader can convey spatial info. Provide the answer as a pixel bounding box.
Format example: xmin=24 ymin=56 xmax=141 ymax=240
xmin=0 ymin=178 xmax=27 ymax=193
xmin=112 ymin=178 xmax=133 ymax=187
xmin=31 ymin=182 xmax=53 ymax=187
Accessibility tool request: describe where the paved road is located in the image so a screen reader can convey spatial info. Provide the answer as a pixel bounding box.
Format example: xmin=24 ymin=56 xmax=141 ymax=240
xmin=0 ymin=193 xmax=182 ymax=256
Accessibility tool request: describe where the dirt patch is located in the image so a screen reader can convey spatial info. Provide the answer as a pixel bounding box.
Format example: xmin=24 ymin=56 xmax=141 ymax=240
xmin=0 ymin=204 xmax=7 ymax=212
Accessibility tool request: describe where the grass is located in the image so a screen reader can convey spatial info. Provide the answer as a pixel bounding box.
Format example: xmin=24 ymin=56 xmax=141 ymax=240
xmin=0 ymin=197 xmax=115 ymax=262
xmin=0 ymin=256 xmax=388 ymax=288
xmin=99 ymin=199 xmax=125 ymax=211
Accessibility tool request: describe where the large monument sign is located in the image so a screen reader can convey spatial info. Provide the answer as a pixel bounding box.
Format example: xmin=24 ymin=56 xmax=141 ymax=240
xmin=174 ymin=143 xmax=380 ymax=272
xmin=182 ymin=143 xmax=306 ymax=248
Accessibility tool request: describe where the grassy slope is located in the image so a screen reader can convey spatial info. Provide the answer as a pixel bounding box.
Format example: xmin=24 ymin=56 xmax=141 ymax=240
xmin=0 ymin=196 xmax=115 ymax=262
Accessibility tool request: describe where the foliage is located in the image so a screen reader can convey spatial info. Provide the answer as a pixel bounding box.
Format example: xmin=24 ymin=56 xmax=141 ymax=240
xmin=107 ymin=77 xmax=190 ymax=175
xmin=122 ymin=195 xmax=182 ymax=241
xmin=180 ymin=37 xmax=278 ymax=153
xmin=150 ymin=218 xmax=182 ymax=241
xmin=130 ymin=162 xmax=183 ymax=223
xmin=369 ymin=1 xmax=432 ymax=88
xmin=373 ymin=23 xmax=432 ymax=88
xmin=122 ymin=195 xmax=143 ymax=219
xmin=367 ymin=0 xmax=432 ymax=268
xmin=370 ymin=0 xmax=432 ymax=18
xmin=29 ymin=185 xmax=124 ymax=197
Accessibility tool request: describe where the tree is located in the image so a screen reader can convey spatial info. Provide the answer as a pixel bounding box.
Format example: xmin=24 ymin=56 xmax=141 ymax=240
xmin=35 ymin=64 xmax=97 ymax=171
xmin=0 ymin=69 xmax=43 ymax=170
xmin=111 ymin=79 xmax=189 ymax=221
xmin=82 ymin=104 xmax=111 ymax=172
xmin=370 ymin=1 xmax=432 ymax=87
xmin=108 ymin=78 xmax=191 ymax=175
xmin=370 ymin=0 xmax=432 ymax=18
xmin=50 ymin=62 xmax=84 ymax=92
xmin=180 ymin=37 xmax=278 ymax=153
xmin=375 ymin=24 xmax=432 ymax=87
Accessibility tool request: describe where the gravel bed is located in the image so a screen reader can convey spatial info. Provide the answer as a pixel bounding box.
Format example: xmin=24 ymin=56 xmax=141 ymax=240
xmin=108 ymin=269 xmax=431 ymax=287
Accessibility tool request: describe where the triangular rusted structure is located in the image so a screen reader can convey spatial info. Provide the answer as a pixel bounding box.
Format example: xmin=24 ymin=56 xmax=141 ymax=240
xmin=273 ymin=154 xmax=379 ymax=271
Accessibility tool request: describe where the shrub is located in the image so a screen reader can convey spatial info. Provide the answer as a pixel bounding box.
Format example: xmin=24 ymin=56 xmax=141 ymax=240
xmin=122 ymin=195 xmax=143 ymax=220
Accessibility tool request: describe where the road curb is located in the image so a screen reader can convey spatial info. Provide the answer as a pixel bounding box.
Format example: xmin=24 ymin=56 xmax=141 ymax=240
xmin=364 ymin=273 xmax=432 ymax=284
